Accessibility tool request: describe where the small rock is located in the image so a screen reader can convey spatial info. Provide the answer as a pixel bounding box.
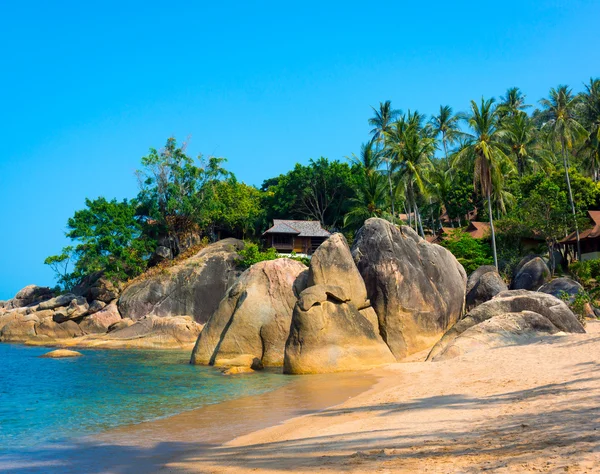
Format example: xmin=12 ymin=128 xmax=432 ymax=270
xmin=40 ymin=349 xmax=83 ymax=358
xmin=221 ymin=366 xmax=255 ymax=375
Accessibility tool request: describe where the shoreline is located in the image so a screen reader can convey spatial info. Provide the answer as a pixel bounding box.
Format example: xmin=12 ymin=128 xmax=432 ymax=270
xmin=0 ymin=363 xmax=377 ymax=473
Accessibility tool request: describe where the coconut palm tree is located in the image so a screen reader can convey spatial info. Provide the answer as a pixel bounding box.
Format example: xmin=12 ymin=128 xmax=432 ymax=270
xmin=540 ymin=85 xmax=587 ymax=260
xmin=368 ymin=101 xmax=400 ymax=219
xmin=578 ymin=78 xmax=600 ymax=181
xmin=498 ymin=87 xmax=530 ymax=120
xmin=386 ymin=111 xmax=435 ymax=238
xmin=430 ymin=105 xmax=462 ymax=168
xmin=453 ymin=98 xmax=513 ymax=268
xmin=503 ymin=112 xmax=552 ymax=176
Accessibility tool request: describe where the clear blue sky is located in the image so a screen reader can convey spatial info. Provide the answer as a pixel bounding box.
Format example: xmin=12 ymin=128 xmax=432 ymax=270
xmin=1 ymin=0 xmax=599 ymax=299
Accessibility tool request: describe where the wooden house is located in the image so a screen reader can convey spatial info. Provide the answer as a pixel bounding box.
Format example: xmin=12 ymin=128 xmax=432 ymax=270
xmin=561 ymin=210 xmax=600 ymax=261
xmin=263 ymin=219 xmax=331 ymax=255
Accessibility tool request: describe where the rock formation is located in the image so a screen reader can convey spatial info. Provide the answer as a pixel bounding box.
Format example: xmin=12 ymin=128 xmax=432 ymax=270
xmin=511 ymin=257 xmax=551 ymax=291
xmin=351 ymin=218 xmax=467 ymax=359
xmin=428 ymin=290 xmax=585 ymax=361
xmin=283 ymin=285 xmax=395 ymax=374
xmin=118 ymin=238 xmax=244 ymax=323
xmin=466 ymin=266 xmax=508 ymax=310
xmin=191 ymin=258 xmax=307 ymax=367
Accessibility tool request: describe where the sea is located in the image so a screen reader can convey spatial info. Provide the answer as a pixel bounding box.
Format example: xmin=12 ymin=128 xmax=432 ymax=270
xmin=0 ymin=343 xmax=291 ymax=458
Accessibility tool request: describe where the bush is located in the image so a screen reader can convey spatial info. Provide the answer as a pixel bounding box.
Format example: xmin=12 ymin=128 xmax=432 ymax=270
xmin=237 ymin=243 xmax=278 ymax=269
xmin=558 ymin=290 xmax=590 ymax=326
xmin=440 ymin=230 xmax=494 ymax=274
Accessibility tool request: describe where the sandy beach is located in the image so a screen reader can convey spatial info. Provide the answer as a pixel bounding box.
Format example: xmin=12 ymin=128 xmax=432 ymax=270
xmin=162 ymin=320 xmax=600 ymax=474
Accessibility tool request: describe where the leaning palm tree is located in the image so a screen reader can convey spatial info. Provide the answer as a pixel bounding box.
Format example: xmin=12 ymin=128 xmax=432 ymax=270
xmin=503 ymin=112 xmax=552 ymax=176
xmin=344 ymin=168 xmax=388 ymax=229
xmin=578 ymin=78 xmax=600 ymax=181
xmin=368 ymin=101 xmax=400 ymax=218
xmin=540 ymin=85 xmax=587 ymax=260
xmin=453 ymin=98 xmax=512 ymax=269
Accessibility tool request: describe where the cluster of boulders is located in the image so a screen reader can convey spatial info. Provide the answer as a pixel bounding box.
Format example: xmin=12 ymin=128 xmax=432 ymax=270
xmin=192 ymin=218 xmax=467 ymax=373
xmin=1 ymin=221 xmax=591 ymax=372
xmin=0 ymin=239 xmax=244 ymax=348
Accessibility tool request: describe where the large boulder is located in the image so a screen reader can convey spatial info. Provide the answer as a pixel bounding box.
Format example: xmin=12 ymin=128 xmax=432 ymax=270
xmin=511 ymin=257 xmax=551 ymax=290
xmin=35 ymin=320 xmax=84 ymax=340
xmin=53 ymin=297 xmax=89 ymax=323
xmin=351 ymin=218 xmax=467 ymax=359
xmin=429 ymin=311 xmax=560 ymax=361
xmin=38 ymin=293 xmax=78 ymax=311
xmin=73 ymin=272 xmax=120 ymax=303
xmin=283 ymin=284 xmax=395 ymax=374
xmin=106 ymin=315 xmax=202 ymax=347
xmin=466 ymin=266 xmax=508 ymax=311
xmin=0 ymin=318 xmax=37 ymax=341
xmin=538 ymin=278 xmax=584 ymax=303
xmin=307 ymin=233 xmax=369 ymax=309
xmin=191 ymin=259 xmax=307 ymax=368
xmin=7 ymin=285 xmax=54 ymax=309
xmin=80 ymin=302 xmax=122 ymax=334
xmin=427 ymin=290 xmax=585 ymax=361
xmin=118 ymin=238 xmax=244 ymax=323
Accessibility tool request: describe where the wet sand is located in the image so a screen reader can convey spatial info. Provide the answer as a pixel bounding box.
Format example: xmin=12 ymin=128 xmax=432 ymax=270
xmin=166 ymin=321 xmax=600 ymax=474
xmin=0 ymin=370 xmax=375 ymax=473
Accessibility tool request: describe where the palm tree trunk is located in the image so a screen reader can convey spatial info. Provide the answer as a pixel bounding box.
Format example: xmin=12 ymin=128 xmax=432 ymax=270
xmin=386 ymin=158 xmax=395 ymax=221
xmin=487 ymin=190 xmax=498 ymax=269
xmin=410 ymin=184 xmax=425 ymax=238
xmin=562 ymin=141 xmax=581 ymax=260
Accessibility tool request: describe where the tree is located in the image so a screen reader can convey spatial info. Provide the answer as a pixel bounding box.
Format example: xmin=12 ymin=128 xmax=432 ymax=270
xmin=578 ymin=78 xmax=600 ymax=181
xmin=503 ymin=112 xmax=551 ymax=176
xmin=430 ymin=105 xmax=462 ymax=168
xmin=540 ymin=85 xmax=588 ymax=259
xmin=498 ymin=87 xmax=530 ymax=120
xmin=44 ymin=246 xmax=75 ymax=291
xmin=453 ymin=97 xmax=513 ymax=268
xmin=368 ymin=101 xmax=400 ymax=218
xmin=344 ymin=142 xmax=387 ymax=229
xmin=262 ymin=158 xmax=357 ymax=229
xmin=386 ymin=111 xmax=435 ymax=237
xmin=46 ymin=197 xmax=154 ymax=286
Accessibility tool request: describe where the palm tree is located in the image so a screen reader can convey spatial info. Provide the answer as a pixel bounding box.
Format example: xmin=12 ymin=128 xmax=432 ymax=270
xmin=344 ymin=142 xmax=387 ymax=228
xmin=503 ymin=112 xmax=552 ymax=176
xmin=368 ymin=101 xmax=400 ymax=219
xmin=430 ymin=105 xmax=462 ymax=168
xmin=498 ymin=87 xmax=530 ymax=120
xmin=540 ymin=85 xmax=587 ymax=260
xmin=387 ymin=111 xmax=435 ymax=238
xmin=453 ymin=98 xmax=512 ymax=268
xmin=578 ymin=78 xmax=600 ymax=181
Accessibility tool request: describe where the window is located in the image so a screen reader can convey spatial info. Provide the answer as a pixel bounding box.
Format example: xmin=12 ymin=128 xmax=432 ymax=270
xmin=273 ymin=235 xmax=293 ymax=246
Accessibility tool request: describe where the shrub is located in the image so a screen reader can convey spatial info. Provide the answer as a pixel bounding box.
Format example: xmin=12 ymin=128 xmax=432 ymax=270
xmin=440 ymin=230 xmax=494 ymax=274
xmin=237 ymin=243 xmax=278 ymax=269
xmin=558 ymin=290 xmax=590 ymax=326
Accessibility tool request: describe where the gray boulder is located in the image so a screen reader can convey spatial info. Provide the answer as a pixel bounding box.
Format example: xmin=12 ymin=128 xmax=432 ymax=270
xmin=428 ymin=290 xmax=585 ymax=361
xmin=429 ymin=311 xmax=560 ymax=361
xmin=191 ymin=258 xmax=307 ymax=368
xmin=8 ymin=285 xmax=54 ymax=309
xmin=38 ymin=293 xmax=77 ymax=311
xmin=53 ymin=297 xmax=89 ymax=322
xmin=0 ymin=318 xmax=37 ymax=341
xmin=283 ymin=284 xmax=395 ymax=374
xmin=538 ymin=278 xmax=584 ymax=303
xmin=511 ymin=257 xmax=551 ymax=290
xmin=466 ymin=267 xmax=508 ymax=311
xmin=351 ymin=218 xmax=467 ymax=359
xmin=35 ymin=320 xmax=84 ymax=340
xmin=118 ymin=238 xmax=244 ymax=323
xmin=307 ymin=233 xmax=369 ymax=310
xmin=73 ymin=272 xmax=119 ymax=303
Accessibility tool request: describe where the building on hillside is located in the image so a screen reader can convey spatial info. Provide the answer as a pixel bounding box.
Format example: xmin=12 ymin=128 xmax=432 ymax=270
xmin=263 ymin=219 xmax=331 ymax=255
xmin=561 ymin=210 xmax=600 ymax=261
xmin=465 ymin=221 xmax=491 ymax=240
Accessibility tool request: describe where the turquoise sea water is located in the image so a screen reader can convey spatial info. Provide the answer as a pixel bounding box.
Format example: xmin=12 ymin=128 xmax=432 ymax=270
xmin=0 ymin=343 xmax=290 ymax=454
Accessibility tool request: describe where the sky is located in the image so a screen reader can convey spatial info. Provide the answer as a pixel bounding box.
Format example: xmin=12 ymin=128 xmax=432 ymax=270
xmin=1 ymin=0 xmax=599 ymax=299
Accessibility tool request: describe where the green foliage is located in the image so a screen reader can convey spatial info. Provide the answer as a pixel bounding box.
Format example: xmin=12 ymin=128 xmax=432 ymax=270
xmin=262 ymin=158 xmax=358 ymax=229
xmin=440 ymin=230 xmax=494 ymax=273
xmin=558 ymin=289 xmax=590 ymax=325
xmin=46 ymin=197 xmax=154 ymax=288
xmin=570 ymin=259 xmax=600 ymax=287
xmin=236 ymin=243 xmax=278 ymax=269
